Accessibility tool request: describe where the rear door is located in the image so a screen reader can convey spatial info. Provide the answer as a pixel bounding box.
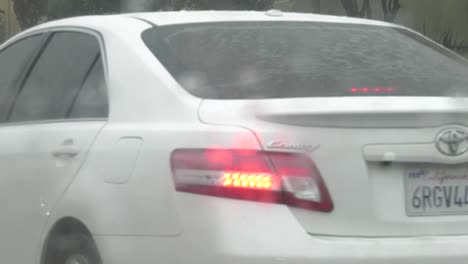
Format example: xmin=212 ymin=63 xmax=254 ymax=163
xmin=0 ymin=30 xmax=108 ymax=264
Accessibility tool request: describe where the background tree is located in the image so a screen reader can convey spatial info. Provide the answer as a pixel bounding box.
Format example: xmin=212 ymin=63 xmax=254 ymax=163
xmin=340 ymin=0 xmax=371 ymax=19
xmin=95 ymin=0 xmax=120 ymax=13
xmin=194 ymin=0 xmax=273 ymax=10
xmin=120 ymin=0 xmax=165 ymax=12
xmin=120 ymin=0 xmax=273 ymax=12
xmin=47 ymin=0 xmax=121 ymax=20
xmin=289 ymin=0 xmax=320 ymax=13
xmin=381 ymin=0 xmax=400 ymax=22
xmin=11 ymin=0 xmax=46 ymax=29
xmin=439 ymin=30 xmax=465 ymax=53
xmin=340 ymin=0 xmax=401 ymax=21
xmin=47 ymin=0 xmax=97 ymax=20
xmin=0 ymin=10 xmax=5 ymax=42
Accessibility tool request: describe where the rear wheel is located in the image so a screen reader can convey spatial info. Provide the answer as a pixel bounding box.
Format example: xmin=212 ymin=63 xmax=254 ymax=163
xmin=45 ymin=234 xmax=101 ymax=264
xmin=64 ymin=254 xmax=92 ymax=264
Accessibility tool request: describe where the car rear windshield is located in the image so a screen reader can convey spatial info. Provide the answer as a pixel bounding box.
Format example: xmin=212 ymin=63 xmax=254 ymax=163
xmin=142 ymin=22 xmax=468 ymax=99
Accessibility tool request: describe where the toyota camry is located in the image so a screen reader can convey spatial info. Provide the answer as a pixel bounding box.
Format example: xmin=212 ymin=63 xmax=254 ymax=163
xmin=1 ymin=10 xmax=468 ymax=264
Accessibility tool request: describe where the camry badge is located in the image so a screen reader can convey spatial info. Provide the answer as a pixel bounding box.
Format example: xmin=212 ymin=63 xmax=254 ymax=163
xmin=266 ymin=140 xmax=320 ymax=152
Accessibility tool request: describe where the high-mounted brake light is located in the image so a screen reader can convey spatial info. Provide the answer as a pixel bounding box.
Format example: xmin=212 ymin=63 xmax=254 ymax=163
xmin=350 ymin=87 xmax=397 ymax=94
xmin=171 ymin=149 xmax=333 ymax=212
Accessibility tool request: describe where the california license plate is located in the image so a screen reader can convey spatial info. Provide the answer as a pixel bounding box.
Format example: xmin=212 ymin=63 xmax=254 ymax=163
xmin=405 ymin=166 xmax=468 ymax=216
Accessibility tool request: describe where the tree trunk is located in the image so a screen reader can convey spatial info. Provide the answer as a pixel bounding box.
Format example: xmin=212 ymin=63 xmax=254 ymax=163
xmin=381 ymin=0 xmax=400 ymax=22
xmin=291 ymin=0 xmax=320 ymax=13
xmin=340 ymin=0 xmax=371 ymax=18
xmin=120 ymin=0 xmax=166 ymax=12
xmin=195 ymin=0 xmax=272 ymax=10
xmin=12 ymin=0 xmax=45 ymax=29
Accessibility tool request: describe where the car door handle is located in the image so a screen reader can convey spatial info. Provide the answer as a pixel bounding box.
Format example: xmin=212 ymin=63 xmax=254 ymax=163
xmin=52 ymin=146 xmax=80 ymax=158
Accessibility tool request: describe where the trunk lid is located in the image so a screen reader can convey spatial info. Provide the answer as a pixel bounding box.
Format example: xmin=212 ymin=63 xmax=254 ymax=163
xmin=199 ymin=97 xmax=468 ymax=237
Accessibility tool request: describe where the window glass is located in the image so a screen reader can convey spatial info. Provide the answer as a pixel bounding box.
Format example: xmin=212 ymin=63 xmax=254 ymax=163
xmin=10 ymin=32 xmax=100 ymax=122
xmin=0 ymin=35 xmax=42 ymax=120
xmin=69 ymin=56 xmax=108 ymax=118
xmin=143 ymin=22 xmax=468 ymax=99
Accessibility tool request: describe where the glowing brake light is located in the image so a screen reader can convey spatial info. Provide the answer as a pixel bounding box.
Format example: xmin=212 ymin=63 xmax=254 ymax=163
xmin=350 ymin=87 xmax=397 ymax=94
xmin=222 ymin=172 xmax=274 ymax=189
xmin=171 ymin=149 xmax=333 ymax=212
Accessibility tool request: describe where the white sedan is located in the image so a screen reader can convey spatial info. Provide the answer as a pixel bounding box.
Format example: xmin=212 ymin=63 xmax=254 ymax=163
xmin=1 ymin=10 xmax=468 ymax=264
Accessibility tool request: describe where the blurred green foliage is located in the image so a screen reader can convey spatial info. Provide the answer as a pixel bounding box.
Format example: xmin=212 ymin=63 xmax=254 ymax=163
xmin=12 ymin=0 xmax=46 ymax=29
xmin=47 ymin=0 xmax=120 ymax=20
xmin=12 ymin=0 xmax=274 ymax=30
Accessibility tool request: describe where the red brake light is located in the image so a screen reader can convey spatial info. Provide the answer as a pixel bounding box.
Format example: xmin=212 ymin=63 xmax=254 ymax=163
xmin=350 ymin=87 xmax=397 ymax=94
xmin=222 ymin=172 xmax=274 ymax=189
xmin=171 ymin=149 xmax=333 ymax=212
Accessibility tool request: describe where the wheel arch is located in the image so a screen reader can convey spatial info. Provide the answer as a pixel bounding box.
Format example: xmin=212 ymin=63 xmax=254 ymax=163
xmin=40 ymin=217 xmax=97 ymax=264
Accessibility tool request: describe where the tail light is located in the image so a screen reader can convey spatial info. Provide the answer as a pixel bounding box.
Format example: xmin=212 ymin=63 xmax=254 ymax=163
xmin=171 ymin=149 xmax=333 ymax=212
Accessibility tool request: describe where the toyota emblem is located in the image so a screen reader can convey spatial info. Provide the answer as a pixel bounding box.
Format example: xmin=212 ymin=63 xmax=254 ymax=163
xmin=436 ymin=129 xmax=468 ymax=156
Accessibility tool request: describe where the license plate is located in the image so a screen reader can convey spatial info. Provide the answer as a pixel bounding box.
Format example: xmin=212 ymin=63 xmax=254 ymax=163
xmin=405 ymin=166 xmax=468 ymax=216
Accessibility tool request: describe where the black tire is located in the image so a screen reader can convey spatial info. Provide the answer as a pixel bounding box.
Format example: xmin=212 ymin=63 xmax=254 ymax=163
xmin=45 ymin=234 xmax=101 ymax=264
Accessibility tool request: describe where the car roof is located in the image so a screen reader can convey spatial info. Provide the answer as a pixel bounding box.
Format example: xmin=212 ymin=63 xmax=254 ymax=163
xmin=129 ymin=10 xmax=395 ymax=27
xmin=21 ymin=10 xmax=397 ymax=34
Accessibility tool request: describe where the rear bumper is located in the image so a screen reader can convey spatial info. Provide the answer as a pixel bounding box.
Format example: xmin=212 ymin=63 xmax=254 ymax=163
xmin=94 ymin=193 xmax=468 ymax=264
xmin=95 ymin=234 xmax=468 ymax=264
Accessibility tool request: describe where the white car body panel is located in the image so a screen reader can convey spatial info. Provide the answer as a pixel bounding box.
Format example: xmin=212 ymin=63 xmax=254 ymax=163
xmin=0 ymin=121 xmax=105 ymax=263
xmin=198 ymin=99 xmax=468 ymax=236
xmin=95 ymin=194 xmax=468 ymax=264
xmin=0 ymin=10 xmax=466 ymax=264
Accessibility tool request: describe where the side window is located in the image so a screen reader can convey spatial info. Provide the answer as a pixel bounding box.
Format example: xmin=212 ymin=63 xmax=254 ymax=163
xmin=69 ymin=56 xmax=108 ymax=118
xmin=9 ymin=32 xmax=100 ymax=122
xmin=0 ymin=35 xmax=42 ymax=120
